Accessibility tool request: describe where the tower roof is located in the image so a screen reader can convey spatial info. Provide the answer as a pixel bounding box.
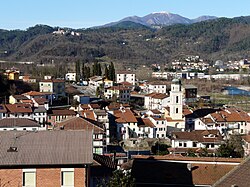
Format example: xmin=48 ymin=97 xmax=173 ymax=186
xmin=172 ymin=78 xmax=181 ymax=85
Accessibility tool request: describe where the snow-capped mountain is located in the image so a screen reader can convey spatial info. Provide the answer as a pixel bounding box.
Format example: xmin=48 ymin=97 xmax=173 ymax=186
xmin=99 ymin=12 xmax=217 ymax=28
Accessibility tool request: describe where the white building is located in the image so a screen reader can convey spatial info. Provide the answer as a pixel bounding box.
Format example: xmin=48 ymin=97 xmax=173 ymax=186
xmin=149 ymin=117 xmax=167 ymax=138
xmin=144 ymin=93 xmax=168 ymax=110
xmin=39 ymin=79 xmax=65 ymax=97
xmin=169 ymin=79 xmax=183 ymax=120
xmin=0 ymin=118 xmax=46 ymax=131
xmin=147 ymin=82 xmax=168 ymax=94
xmin=116 ymin=71 xmax=136 ymax=85
xmin=65 ymin=72 xmax=76 ymax=82
xmin=171 ymin=130 xmax=223 ymax=155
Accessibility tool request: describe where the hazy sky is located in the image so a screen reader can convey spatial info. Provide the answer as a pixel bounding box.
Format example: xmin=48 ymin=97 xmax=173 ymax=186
xmin=1 ymin=0 xmax=249 ymax=30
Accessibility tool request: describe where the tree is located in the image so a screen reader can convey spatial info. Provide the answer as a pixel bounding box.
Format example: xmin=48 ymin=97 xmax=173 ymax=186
xmin=217 ymin=134 xmax=244 ymax=158
xmin=151 ymin=142 xmax=170 ymax=155
xmin=98 ymin=169 xmax=135 ymax=187
xmin=75 ymin=60 xmax=81 ymax=82
xmin=104 ymin=64 xmax=109 ymax=78
xmin=108 ymin=62 xmax=115 ymax=81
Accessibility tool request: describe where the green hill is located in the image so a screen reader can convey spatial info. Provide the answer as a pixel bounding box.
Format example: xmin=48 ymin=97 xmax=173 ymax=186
xmin=1 ymin=17 xmax=250 ymax=66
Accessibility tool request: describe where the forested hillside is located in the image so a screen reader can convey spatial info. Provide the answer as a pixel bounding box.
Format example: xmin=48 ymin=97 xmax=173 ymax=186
xmin=1 ymin=16 xmax=250 ymax=66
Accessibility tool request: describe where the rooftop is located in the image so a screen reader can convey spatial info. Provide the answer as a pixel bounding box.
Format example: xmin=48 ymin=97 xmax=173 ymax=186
xmin=0 ymin=131 xmax=93 ymax=167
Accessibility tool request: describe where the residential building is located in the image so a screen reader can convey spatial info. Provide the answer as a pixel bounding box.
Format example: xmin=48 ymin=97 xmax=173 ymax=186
xmin=47 ymin=109 xmax=76 ymax=127
xmin=149 ymin=116 xmax=167 ymax=138
xmin=171 ymin=130 xmax=223 ymax=155
xmin=136 ymin=117 xmax=155 ymax=138
xmin=112 ymin=109 xmax=138 ymax=140
xmin=9 ymin=95 xmax=29 ymax=104
xmin=39 ymin=79 xmax=65 ymax=97
xmin=0 ymin=131 xmax=93 ymax=187
xmin=147 ymin=81 xmax=168 ymax=94
xmin=0 ymin=118 xmax=45 ymax=131
xmin=192 ymin=107 xmax=250 ymax=135
xmin=104 ymin=86 xmax=131 ymax=103
xmin=58 ymin=116 xmax=106 ymax=154
xmin=144 ymin=93 xmax=168 ymax=110
xmin=65 ymin=72 xmax=76 ymax=81
xmin=116 ymin=71 xmax=136 ymax=85
xmin=242 ymin=135 xmax=250 ymax=156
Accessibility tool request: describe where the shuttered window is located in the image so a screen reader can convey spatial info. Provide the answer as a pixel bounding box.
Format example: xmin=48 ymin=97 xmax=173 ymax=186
xmin=23 ymin=172 xmax=36 ymax=187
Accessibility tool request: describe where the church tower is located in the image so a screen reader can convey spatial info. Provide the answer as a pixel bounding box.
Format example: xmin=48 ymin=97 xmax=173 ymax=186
xmin=169 ymin=78 xmax=183 ymax=120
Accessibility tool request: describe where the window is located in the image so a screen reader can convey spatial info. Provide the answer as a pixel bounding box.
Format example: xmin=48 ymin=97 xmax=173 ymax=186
xmin=23 ymin=170 xmax=36 ymax=187
xmin=176 ymin=96 xmax=179 ymax=103
xmin=179 ymin=142 xmax=182 ymax=147
xmin=193 ymin=142 xmax=197 ymax=147
xmin=61 ymin=170 xmax=74 ymax=186
xmin=176 ymin=108 xmax=179 ymax=114
xmin=184 ymin=143 xmax=187 ymax=147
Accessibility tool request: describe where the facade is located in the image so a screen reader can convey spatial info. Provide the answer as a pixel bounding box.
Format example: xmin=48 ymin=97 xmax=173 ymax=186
xmin=65 ymin=72 xmax=76 ymax=81
xmin=105 ymin=86 xmax=131 ymax=103
xmin=47 ymin=109 xmax=76 ymax=127
xmin=39 ymin=79 xmax=65 ymax=97
xmin=0 ymin=118 xmax=45 ymax=131
xmin=144 ymin=93 xmax=168 ymax=110
xmin=171 ymin=130 xmax=223 ymax=155
xmin=149 ymin=116 xmax=167 ymax=138
xmin=147 ymin=82 xmax=168 ymax=94
xmin=116 ymin=71 xmax=136 ymax=85
xmin=58 ymin=116 xmax=106 ymax=155
xmin=0 ymin=131 xmax=92 ymax=187
xmin=169 ymin=79 xmax=183 ymax=120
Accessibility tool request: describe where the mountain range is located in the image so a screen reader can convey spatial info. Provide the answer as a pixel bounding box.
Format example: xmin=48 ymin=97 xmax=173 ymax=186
xmin=1 ymin=13 xmax=250 ymax=69
xmin=100 ymin=12 xmax=217 ymax=28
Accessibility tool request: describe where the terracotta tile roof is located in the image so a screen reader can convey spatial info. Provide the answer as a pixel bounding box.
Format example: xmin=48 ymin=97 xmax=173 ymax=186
xmin=0 ymin=131 xmax=93 ymax=166
xmin=93 ymin=154 xmax=117 ymax=169
xmin=0 ymin=118 xmax=40 ymax=128
xmin=82 ymin=110 xmax=96 ymax=121
xmin=57 ymin=116 xmax=104 ymax=133
xmin=21 ymin=99 xmax=33 ymax=104
xmin=137 ymin=117 xmax=155 ymax=128
xmin=12 ymin=95 xmax=29 ymax=100
xmin=22 ymin=91 xmax=44 ymax=96
xmin=48 ymin=109 xmax=76 ymax=116
xmin=114 ymin=109 xmax=137 ymax=123
xmin=151 ymin=109 xmax=161 ymax=114
xmin=127 ymin=157 xmax=238 ymax=186
xmin=214 ymin=156 xmax=250 ymax=187
xmin=40 ymin=79 xmax=65 ymax=83
xmin=172 ymin=130 xmax=223 ymax=143
xmin=166 ymin=117 xmax=184 ymax=122
xmin=118 ymin=81 xmax=133 ymax=86
xmin=5 ymin=104 xmax=32 ymax=113
xmin=80 ymin=104 xmax=90 ymax=110
xmin=148 ymin=81 xmax=168 ymax=85
xmin=242 ymin=135 xmax=250 ymax=143
xmin=152 ymin=117 xmax=165 ymax=121
xmin=107 ymin=86 xmax=131 ymax=91
xmin=33 ymin=98 xmax=48 ymax=105
xmin=90 ymin=103 xmax=100 ymax=109
xmin=145 ymin=92 xmax=168 ymax=99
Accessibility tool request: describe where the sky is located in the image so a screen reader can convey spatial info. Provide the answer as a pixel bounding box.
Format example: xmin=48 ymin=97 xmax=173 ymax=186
xmin=1 ymin=0 xmax=250 ymax=30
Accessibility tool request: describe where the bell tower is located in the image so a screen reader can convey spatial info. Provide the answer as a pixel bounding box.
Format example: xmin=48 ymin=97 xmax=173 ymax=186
xmin=169 ymin=78 xmax=183 ymax=120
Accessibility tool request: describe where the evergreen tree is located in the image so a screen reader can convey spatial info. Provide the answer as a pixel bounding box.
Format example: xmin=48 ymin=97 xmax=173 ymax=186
xmin=97 ymin=63 xmax=102 ymax=76
xmin=104 ymin=64 xmax=109 ymax=79
xmin=75 ymin=60 xmax=81 ymax=82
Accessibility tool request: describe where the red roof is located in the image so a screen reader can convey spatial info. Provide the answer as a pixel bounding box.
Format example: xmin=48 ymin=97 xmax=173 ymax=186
xmin=5 ymin=104 xmax=32 ymax=113
xmin=114 ymin=109 xmax=137 ymax=123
